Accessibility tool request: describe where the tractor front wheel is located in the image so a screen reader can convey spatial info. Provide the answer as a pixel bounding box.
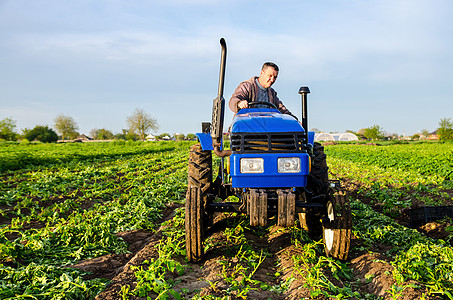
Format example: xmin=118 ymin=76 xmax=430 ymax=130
xmin=322 ymin=190 xmax=352 ymax=261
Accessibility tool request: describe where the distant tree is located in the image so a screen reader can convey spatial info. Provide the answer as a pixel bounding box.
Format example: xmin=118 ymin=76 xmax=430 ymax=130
xmin=114 ymin=129 xmax=129 ymax=140
xmin=24 ymin=125 xmax=58 ymax=143
xmin=117 ymin=129 xmax=137 ymax=141
xmin=174 ymin=133 xmax=185 ymax=141
xmin=69 ymin=131 xmax=80 ymax=140
xmin=438 ymin=118 xmax=453 ymax=141
xmin=363 ymin=125 xmax=384 ymax=141
xmin=356 ymin=128 xmax=366 ymax=139
xmin=421 ymin=129 xmax=430 ymax=139
xmin=126 ymin=108 xmax=159 ymax=141
xmin=186 ymin=133 xmax=196 ymax=141
xmin=0 ymin=117 xmax=18 ymax=141
xmin=90 ymin=128 xmax=114 ymax=140
xmin=21 ymin=128 xmax=31 ymax=138
xmin=54 ymin=115 xmax=79 ymax=140
xmin=157 ymin=133 xmax=171 ymax=140
xmin=411 ymin=134 xmax=420 ymax=140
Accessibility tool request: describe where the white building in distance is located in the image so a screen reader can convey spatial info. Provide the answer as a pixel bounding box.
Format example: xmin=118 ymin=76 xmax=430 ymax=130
xmin=314 ymin=132 xmax=358 ymax=142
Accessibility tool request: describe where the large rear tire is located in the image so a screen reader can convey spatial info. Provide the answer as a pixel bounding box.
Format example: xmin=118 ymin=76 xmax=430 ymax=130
xmin=322 ymin=190 xmax=352 ymax=261
xmin=185 ymin=144 xmax=212 ymax=262
xmin=308 ymin=142 xmax=329 ymax=194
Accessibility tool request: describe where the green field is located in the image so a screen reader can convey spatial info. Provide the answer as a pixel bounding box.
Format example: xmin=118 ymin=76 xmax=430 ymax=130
xmin=0 ymin=141 xmax=452 ymax=299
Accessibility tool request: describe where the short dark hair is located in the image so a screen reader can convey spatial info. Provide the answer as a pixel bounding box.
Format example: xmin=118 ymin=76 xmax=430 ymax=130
xmin=262 ymin=62 xmax=279 ymax=72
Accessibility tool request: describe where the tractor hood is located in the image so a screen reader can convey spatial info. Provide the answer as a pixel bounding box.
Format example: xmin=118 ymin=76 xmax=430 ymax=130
xmin=231 ymin=108 xmax=304 ymax=133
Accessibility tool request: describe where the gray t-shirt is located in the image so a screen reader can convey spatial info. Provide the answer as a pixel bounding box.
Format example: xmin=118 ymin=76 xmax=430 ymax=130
xmin=254 ymin=79 xmax=269 ymax=107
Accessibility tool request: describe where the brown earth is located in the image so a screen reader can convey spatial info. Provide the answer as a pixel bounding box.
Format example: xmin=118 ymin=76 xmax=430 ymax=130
xmin=68 ymin=204 xmax=441 ymax=300
xmin=340 ymin=177 xmax=453 ymax=243
xmin=3 ymin=181 xmax=448 ymax=299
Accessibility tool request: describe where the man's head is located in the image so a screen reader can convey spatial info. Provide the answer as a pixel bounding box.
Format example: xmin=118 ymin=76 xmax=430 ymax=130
xmin=258 ymin=62 xmax=279 ymax=89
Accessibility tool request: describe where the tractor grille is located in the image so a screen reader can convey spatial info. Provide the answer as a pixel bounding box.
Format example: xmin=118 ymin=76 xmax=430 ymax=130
xmin=230 ymin=132 xmax=306 ymax=153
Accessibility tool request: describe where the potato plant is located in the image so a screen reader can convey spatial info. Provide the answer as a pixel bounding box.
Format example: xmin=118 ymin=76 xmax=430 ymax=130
xmin=1 ymin=141 xmax=452 ymax=299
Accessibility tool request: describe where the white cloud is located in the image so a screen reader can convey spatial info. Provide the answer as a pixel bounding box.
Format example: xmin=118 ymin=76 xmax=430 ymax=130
xmin=1 ymin=0 xmax=452 ymax=136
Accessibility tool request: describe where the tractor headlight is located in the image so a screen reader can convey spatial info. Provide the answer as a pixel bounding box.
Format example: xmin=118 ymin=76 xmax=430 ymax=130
xmin=278 ymin=157 xmax=300 ymax=173
xmin=240 ymin=158 xmax=264 ymax=173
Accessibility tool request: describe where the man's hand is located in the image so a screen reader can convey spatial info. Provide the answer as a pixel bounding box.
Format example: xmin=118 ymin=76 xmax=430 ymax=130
xmin=238 ymin=100 xmax=248 ymax=110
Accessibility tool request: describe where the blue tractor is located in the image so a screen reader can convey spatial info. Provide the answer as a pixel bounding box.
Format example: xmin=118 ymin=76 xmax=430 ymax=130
xmin=185 ymin=39 xmax=352 ymax=262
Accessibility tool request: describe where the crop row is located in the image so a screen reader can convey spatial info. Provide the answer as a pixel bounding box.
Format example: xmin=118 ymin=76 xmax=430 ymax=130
xmin=0 ymin=141 xmax=192 ymax=299
xmin=121 ymin=197 xmax=453 ymax=299
xmin=326 ymin=144 xmax=453 ymax=298
xmin=324 ymin=143 xmax=453 ymax=180
xmin=326 ymin=154 xmax=453 ymax=219
xmin=351 ymin=199 xmax=453 ymax=298
xmin=0 ymin=140 xmax=187 ymax=172
xmin=2 ymin=141 xmax=452 ymax=299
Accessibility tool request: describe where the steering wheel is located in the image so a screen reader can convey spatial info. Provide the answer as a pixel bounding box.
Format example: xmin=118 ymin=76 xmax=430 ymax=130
xmin=247 ymin=101 xmax=277 ymax=109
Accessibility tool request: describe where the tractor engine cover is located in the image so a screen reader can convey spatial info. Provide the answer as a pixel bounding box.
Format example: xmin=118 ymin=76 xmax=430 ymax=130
xmin=229 ymin=108 xmax=311 ymax=188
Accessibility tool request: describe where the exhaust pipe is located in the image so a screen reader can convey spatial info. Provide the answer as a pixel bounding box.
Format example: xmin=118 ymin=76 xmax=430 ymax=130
xmin=212 ymin=38 xmax=232 ymax=157
xmin=298 ymin=86 xmax=310 ymax=144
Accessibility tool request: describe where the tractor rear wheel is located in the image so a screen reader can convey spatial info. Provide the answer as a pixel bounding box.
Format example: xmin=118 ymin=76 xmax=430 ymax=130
xmin=322 ymin=190 xmax=352 ymax=261
xmin=185 ymin=144 xmax=212 ymax=262
xmin=308 ymin=142 xmax=329 ymax=194
xmin=299 ymin=142 xmax=329 ymax=236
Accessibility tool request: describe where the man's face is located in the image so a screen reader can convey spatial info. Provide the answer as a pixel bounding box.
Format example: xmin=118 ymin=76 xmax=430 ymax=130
xmin=258 ymin=67 xmax=278 ymax=89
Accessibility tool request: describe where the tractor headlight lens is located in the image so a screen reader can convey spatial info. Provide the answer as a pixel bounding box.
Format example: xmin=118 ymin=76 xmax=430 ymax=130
xmin=278 ymin=157 xmax=300 ymax=173
xmin=240 ymin=158 xmax=264 ymax=173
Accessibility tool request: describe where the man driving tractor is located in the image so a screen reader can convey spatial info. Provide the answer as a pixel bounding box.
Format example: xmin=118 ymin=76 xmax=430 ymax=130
xmin=228 ymin=62 xmax=297 ymax=120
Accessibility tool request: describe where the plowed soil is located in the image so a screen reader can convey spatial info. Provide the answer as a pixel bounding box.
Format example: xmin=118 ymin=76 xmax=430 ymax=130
xmin=66 ymin=201 xmax=443 ymax=300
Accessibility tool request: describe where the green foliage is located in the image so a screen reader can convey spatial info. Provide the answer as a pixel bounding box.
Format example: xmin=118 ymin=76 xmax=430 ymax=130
xmin=157 ymin=133 xmax=171 ymax=140
xmin=438 ymin=117 xmax=453 ymax=141
xmin=90 ymin=128 xmax=114 ymax=140
xmin=327 ymin=143 xmax=453 ymax=297
xmin=186 ymin=133 xmax=196 ymax=140
xmin=0 ymin=117 xmax=18 ymax=141
xmin=2 ymin=140 xmax=452 ymax=299
xmin=421 ymin=129 xmax=430 ymax=138
xmin=0 ymin=140 xmax=190 ymax=172
xmin=0 ymin=141 xmax=192 ymax=299
xmin=0 ymin=263 xmax=107 ymax=299
xmin=126 ymin=108 xmax=159 ymax=141
xmin=127 ymin=208 xmax=186 ymax=299
xmin=173 ymin=133 xmax=185 ymax=141
xmin=351 ymin=200 xmax=453 ymax=297
xmin=325 ymin=143 xmax=453 ymax=180
xmin=363 ymin=124 xmax=384 ymax=141
xmin=411 ymin=134 xmax=420 ymax=140
xmin=53 ymin=115 xmax=79 ymax=140
xmin=24 ymin=125 xmax=59 ymax=143
xmin=290 ymin=239 xmax=359 ymax=298
xmin=393 ymin=242 xmax=453 ymax=294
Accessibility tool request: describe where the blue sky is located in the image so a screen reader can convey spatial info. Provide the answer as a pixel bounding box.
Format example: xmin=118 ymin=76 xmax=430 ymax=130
xmin=1 ymin=0 xmax=452 ymax=137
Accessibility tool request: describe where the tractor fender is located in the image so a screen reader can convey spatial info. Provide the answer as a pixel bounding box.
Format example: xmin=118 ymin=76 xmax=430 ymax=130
xmin=308 ymin=131 xmax=315 ymax=145
xmin=196 ymin=133 xmax=214 ymax=151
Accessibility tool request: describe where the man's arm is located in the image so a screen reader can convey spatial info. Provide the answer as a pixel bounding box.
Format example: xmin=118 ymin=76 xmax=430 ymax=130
xmin=229 ymin=81 xmax=252 ymax=113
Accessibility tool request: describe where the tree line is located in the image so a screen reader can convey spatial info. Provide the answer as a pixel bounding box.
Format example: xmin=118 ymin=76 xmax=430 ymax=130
xmin=0 ymin=108 xmax=195 ymax=143
xmin=1 ymin=112 xmax=452 ymax=143
xmin=351 ymin=118 xmax=453 ymax=141
xmin=311 ymin=118 xmax=453 ymax=142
